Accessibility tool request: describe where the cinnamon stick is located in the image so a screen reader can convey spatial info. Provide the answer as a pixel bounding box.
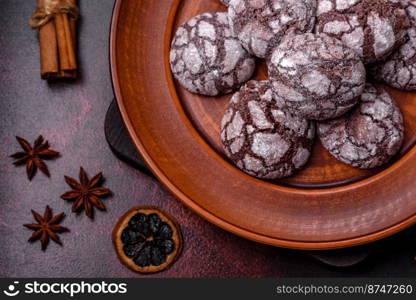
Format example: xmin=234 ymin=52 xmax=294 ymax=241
xmin=35 ymin=0 xmax=78 ymax=80
xmin=64 ymin=0 xmax=78 ymax=78
xmin=55 ymin=13 xmax=77 ymax=71
xmin=39 ymin=19 xmax=59 ymax=79
xmin=57 ymin=69 xmax=77 ymax=79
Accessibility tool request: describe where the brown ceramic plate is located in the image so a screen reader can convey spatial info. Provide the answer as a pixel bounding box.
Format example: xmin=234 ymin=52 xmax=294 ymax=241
xmin=110 ymin=0 xmax=416 ymax=250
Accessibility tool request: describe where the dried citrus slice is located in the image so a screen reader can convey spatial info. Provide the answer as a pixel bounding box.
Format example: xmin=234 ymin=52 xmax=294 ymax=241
xmin=112 ymin=206 xmax=182 ymax=274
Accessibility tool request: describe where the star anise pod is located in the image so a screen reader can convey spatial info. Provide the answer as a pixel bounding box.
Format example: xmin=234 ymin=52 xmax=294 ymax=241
xmin=10 ymin=135 xmax=60 ymax=180
xmin=23 ymin=206 xmax=69 ymax=251
xmin=61 ymin=167 xmax=112 ymax=219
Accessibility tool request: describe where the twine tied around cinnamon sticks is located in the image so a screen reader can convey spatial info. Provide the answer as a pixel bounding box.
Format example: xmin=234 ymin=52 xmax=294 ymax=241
xmin=29 ymin=0 xmax=79 ymax=28
xmin=30 ymin=0 xmax=79 ymax=80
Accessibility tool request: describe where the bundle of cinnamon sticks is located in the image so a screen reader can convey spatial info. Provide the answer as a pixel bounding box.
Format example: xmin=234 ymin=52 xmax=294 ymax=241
xmin=30 ymin=0 xmax=79 ymax=80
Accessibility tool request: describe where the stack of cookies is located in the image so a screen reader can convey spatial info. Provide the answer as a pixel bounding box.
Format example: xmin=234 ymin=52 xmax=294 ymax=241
xmin=170 ymin=0 xmax=413 ymax=180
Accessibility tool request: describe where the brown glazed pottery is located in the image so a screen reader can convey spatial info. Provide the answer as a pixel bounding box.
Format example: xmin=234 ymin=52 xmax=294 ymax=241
xmin=110 ymin=0 xmax=416 ymax=250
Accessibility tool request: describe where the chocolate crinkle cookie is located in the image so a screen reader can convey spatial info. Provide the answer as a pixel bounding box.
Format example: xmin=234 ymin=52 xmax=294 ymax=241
xmin=228 ymin=0 xmax=317 ymax=59
xmin=268 ymin=33 xmax=366 ymax=121
xmin=369 ymin=1 xmax=416 ymax=91
xmin=318 ymin=84 xmax=404 ymax=169
xmin=315 ymin=0 xmax=409 ymax=64
xmin=220 ymin=80 xmax=315 ymax=179
xmin=170 ymin=12 xmax=256 ymax=96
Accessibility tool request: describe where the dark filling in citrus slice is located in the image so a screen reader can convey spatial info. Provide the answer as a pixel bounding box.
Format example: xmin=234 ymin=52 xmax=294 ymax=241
xmin=121 ymin=213 xmax=175 ymax=267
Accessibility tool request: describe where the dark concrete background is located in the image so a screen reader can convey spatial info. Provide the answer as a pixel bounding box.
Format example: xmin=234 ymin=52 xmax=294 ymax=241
xmin=0 ymin=0 xmax=415 ymax=278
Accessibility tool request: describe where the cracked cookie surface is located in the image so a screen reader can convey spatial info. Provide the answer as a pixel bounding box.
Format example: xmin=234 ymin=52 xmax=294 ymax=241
xmin=228 ymin=0 xmax=317 ymax=59
xmin=220 ymin=80 xmax=315 ymax=179
xmin=268 ymin=33 xmax=366 ymax=121
xmin=370 ymin=1 xmax=416 ymax=91
xmin=318 ymin=83 xmax=404 ymax=169
xmin=220 ymin=0 xmax=230 ymax=6
xmin=170 ymin=12 xmax=256 ymax=96
xmin=315 ymin=0 xmax=409 ymax=64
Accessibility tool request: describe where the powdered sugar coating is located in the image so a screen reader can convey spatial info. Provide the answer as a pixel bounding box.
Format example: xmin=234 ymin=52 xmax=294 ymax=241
xmin=315 ymin=0 xmax=409 ymax=64
xmin=268 ymin=33 xmax=366 ymax=121
xmin=370 ymin=1 xmax=416 ymax=91
xmin=170 ymin=13 xmax=256 ymax=96
xmin=221 ymin=80 xmax=315 ymax=179
xmin=228 ymin=0 xmax=317 ymax=58
xmin=318 ymin=84 xmax=404 ymax=169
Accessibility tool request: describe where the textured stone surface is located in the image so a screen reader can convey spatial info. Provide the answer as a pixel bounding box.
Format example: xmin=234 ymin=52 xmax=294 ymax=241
xmin=228 ymin=0 xmax=317 ymax=58
xmin=318 ymin=84 xmax=404 ymax=169
xmin=370 ymin=1 xmax=416 ymax=91
xmin=1 ymin=0 xmax=416 ymax=279
xmin=315 ymin=0 xmax=409 ymax=64
xmin=170 ymin=12 xmax=255 ymax=96
xmin=221 ymin=80 xmax=315 ymax=179
xmin=268 ymin=33 xmax=366 ymax=121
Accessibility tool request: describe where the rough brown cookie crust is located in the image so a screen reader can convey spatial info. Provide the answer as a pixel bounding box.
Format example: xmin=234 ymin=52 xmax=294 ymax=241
xmin=268 ymin=33 xmax=366 ymax=121
xmin=170 ymin=12 xmax=256 ymax=96
xmin=220 ymin=80 xmax=315 ymax=179
xmin=315 ymin=0 xmax=409 ymax=64
xmin=370 ymin=1 xmax=416 ymax=91
xmin=228 ymin=0 xmax=317 ymax=59
xmin=318 ymin=84 xmax=404 ymax=169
